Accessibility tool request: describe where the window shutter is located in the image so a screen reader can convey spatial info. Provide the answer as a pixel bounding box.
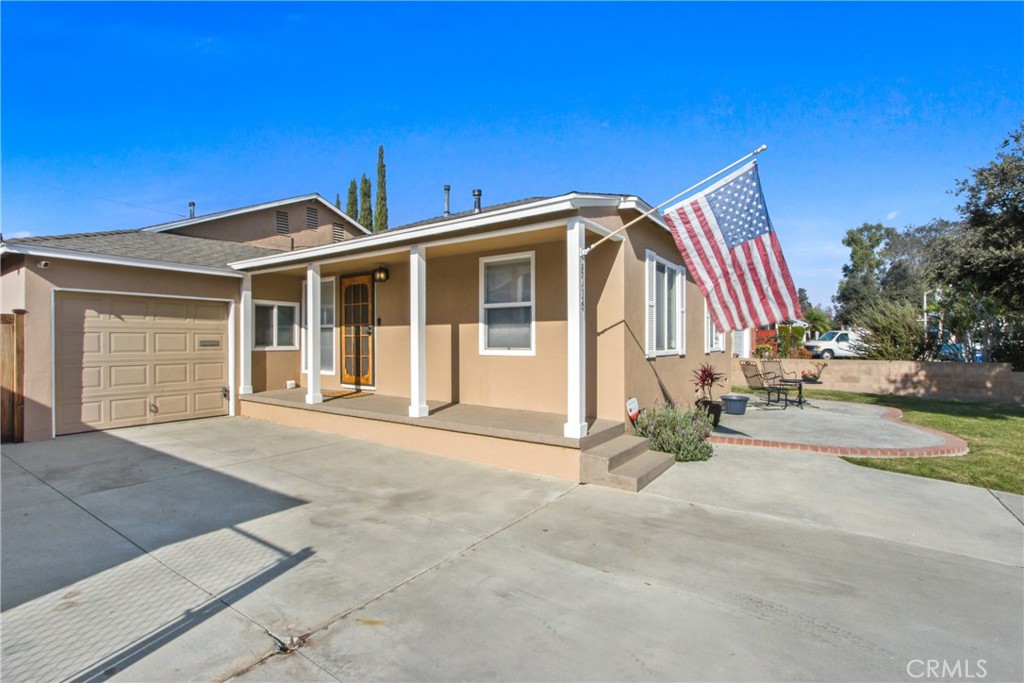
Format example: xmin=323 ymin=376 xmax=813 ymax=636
xmin=276 ymin=210 xmax=290 ymax=235
xmin=645 ymin=251 xmax=656 ymax=358
xmin=677 ymin=267 xmax=686 ymax=355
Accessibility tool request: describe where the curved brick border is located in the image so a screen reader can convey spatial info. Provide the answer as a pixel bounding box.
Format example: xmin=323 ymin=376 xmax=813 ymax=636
xmin=709 ymin=407 xmax=969 ymax=458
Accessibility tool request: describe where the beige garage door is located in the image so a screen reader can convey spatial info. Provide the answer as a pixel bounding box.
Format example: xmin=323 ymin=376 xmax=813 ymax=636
xmin=55 ymin=292 xmax=229 ymax=435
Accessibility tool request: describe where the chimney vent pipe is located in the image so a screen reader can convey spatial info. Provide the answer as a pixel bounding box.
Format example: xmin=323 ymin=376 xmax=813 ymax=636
xmin=188 ymin=201 xmax=196 ymax=219
xmin=444 ymin=185 xmax=451 ymax=217
xmin=473 ymin=189 xmax=482 ymax=213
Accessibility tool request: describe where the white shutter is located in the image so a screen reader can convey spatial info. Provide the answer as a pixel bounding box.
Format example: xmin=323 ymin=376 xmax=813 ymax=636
xmin=645 ymin=251 xmax=656 ymax=358
xmin=677 ymin=267 xmax=686 ymax=355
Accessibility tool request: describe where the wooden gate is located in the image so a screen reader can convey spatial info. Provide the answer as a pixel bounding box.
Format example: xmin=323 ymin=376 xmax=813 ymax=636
xmin=1 ymin=311 xmax=26 ymax=443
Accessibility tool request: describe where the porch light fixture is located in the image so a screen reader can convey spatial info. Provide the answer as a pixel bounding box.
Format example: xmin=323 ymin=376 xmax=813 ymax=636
xmin=373 ymin=266 xmax=390 ymax=283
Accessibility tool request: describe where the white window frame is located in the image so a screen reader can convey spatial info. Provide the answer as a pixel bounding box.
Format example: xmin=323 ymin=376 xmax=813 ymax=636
xmin=253 ymin=300 xmax=299 ymax=351
xmin=704 ymin=299 xmax=726 ymax=353
xmin=644 ymin=250 xmax=686 ymax=358
xmin=479 ymin=251 xmax=536 ymax=356
xmin=301 ymin=276 xmax=337 ymax=375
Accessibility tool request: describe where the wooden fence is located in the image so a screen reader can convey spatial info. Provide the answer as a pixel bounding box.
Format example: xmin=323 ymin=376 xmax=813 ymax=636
xmin=1 ymin=311 xmax=26 ymax=442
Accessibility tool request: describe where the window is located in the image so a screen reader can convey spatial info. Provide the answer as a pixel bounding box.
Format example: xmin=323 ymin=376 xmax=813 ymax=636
xmin=275 ymin=210 xmax=290 ymax=235
xmin=480 ymin=252 xmax=534 ymax=355
xmin=301 ymin=277 xmax=336 ymax=374
xmin=704 ymin=301 xmax=726 ymax=353
xmin=253 ymin=302 xmax=298 ymax=350
xmin=645 ymin=250 xmax=686 ymax=357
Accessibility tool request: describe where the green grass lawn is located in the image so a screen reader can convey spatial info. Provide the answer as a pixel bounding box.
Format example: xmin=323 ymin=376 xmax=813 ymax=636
xmin=799 ymin=389 xmax=1024 ymax=495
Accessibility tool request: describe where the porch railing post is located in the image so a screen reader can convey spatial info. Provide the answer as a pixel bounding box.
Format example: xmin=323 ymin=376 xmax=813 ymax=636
xmin=409 ymin=245 xmax=429 ymax=417
xmin=239 ymin=273 xmax=253 ymax=395
xmin=564 ymin=218 xmax=588 ymax=439
xmin=305 ymin=262 xmax=323 ymax=404
xmin=407 ymin=245 xmax=428 ymax=417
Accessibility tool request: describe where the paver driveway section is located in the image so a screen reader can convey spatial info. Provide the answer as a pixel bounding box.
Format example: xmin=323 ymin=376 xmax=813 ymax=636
xmin=2 ymin=416 xmax=1021 ymax=682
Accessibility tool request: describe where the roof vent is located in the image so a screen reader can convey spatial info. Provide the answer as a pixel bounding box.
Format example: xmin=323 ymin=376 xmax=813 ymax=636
xmin=473 ymin=189 xmax=482 ymax=213
xmin=188 ymin=201 xmax=195 ymax=219
xmin=444 ymin=185 xmax=451 ymax=217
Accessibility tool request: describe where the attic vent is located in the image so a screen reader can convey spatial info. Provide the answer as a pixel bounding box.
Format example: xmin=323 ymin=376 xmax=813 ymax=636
xmin=275 ymin=210 xmax=290 ymax=235
xmin=306 ymin=207 xmax=318 ymax=229
xmin=332 ymin=223 xmax=345 ymax=243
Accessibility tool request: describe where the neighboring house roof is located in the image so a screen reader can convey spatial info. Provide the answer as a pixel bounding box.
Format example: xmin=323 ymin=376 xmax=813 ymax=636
xmin=139 ymin=192 xmax=370 ymax=236
xmin=230 ymin=191 xmax=665 ymax=272
xmin=1 ymin=230 xmax=284 ymax=277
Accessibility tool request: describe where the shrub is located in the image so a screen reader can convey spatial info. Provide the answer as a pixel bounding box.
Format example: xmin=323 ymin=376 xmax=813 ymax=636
xmin=852 ymin=299 xmax=922 ymax=360
xmin=634 ymin=403 xmax=714 ymax=462
xmin=755 ymin=343 xmax=775 ymax=359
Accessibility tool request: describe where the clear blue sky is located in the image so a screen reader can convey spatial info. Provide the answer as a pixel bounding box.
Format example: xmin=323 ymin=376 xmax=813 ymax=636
xmin=2 ymin=2 xmax=1021 ymax=307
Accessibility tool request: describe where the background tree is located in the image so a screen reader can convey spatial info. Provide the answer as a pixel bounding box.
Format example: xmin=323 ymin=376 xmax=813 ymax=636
xmin=335 ymin=193 xmax=341 ymax=209
xmin=802 ymin=308 xmax=832 ymax=338
xmin=852 ymin=300 xmax=922 ymax=360
xmin=358 ymin=174 xmax=373 ymax=229
xmin=374 ymin=145 xmax=388 ymax=233
xmin=833 ymin=223 xmax=897 ymax=325
xmin=346 ymin=179 xmax=358 ymax=218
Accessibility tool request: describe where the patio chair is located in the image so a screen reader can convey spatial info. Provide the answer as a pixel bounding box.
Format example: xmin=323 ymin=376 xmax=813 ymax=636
xmin=761 ymin=358 xmax=797 ymax=382
xmin=739 ymin=361 xmax=790 ymax=408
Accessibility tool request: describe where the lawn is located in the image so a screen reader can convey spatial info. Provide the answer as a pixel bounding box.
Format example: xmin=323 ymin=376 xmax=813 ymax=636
xmin=801 ymin=389 xmax=1024 ymax=495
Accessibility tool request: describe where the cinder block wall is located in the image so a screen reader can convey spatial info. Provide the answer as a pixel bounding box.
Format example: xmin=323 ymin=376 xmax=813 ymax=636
xmin=732 ymin=357 xmax=1024 ymax=404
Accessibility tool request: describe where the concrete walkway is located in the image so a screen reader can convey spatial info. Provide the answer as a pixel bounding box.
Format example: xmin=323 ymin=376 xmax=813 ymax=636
xmin=2 ymin=417 xmax=1021 ymax=682
xmin=712 ymin=396 xmax=968 ymax=457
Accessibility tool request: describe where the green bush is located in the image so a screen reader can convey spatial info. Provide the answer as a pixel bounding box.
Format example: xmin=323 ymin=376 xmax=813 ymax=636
xmin=634 ymin=403 xmax=714 ymax=462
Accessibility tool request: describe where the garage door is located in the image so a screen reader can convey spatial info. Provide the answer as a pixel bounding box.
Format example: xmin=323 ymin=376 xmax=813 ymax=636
xmin=55 ymin=293 xmax=229 ymax=435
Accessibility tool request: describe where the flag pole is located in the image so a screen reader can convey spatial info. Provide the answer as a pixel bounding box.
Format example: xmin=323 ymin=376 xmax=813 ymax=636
xmin=581 ymin=144 xmax=768 ymax=257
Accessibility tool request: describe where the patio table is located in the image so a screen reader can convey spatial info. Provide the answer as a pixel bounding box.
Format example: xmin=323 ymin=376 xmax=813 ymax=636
xmin=779 ymin=378 xmax=806 ymax=408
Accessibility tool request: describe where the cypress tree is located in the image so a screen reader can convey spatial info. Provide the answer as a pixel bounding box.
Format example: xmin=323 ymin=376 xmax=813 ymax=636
xmin=358 ymin=173 xmax=373 ymax=229
xmin=346 ymin=179 xmax=358 ymax=218
xmin=374 ymin=145 xmax=388 ymax=232
xmin=335 ymin=192 xmax=341 ymax=209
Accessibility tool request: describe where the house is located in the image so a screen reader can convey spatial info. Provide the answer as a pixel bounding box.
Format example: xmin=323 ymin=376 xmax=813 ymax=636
xmin=1 ymin=190 xmax=733 ymax=490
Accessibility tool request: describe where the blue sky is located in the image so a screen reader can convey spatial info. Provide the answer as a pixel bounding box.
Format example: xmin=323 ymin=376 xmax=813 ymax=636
xmin=2 ymin=2 xmax=1021 ymax=307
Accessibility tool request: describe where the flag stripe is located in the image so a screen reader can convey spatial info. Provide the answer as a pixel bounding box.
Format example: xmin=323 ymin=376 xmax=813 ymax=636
xmin=689 ymin=201 xmax=743 ymax=330
xmin=667 ymin=207 xmax=732 ymax=330
xmin=767 ymin=231 xmax=800 ymax=318
xmin=693 ymin=199 xmax=755 ymax=329
xmin=680 ymin=202 xmax=737 ymax=330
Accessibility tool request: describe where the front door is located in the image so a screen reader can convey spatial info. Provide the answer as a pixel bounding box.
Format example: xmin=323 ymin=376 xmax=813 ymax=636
xmin=341 ymin=275 xmax=374 ymax=386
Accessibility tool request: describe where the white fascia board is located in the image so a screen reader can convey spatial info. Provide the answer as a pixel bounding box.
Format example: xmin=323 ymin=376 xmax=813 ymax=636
xmin=3 ymin=244 xmax=243 ymax=278
xmin=617 ymin=196 xmax=670 ymax=231
xmin=141 ymin=194 xmax=370 ymax=235
xmin=578 ymin=217 xmax=625 ymax=241
xmin=231 ymin=194 xmax=625 ymax=271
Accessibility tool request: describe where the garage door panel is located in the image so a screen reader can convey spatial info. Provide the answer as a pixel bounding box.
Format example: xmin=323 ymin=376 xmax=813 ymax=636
xmin=55 ymin=293 xmax=230 ymax=435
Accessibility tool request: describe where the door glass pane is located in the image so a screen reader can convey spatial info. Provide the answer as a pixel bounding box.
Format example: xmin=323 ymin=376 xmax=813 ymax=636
xmin=666 ymin=269 xmax=676 ymax=349
xmin=255 ymin=305 xmax=273 ymax=347
xmin=655 ymin=265 xmax=666 ymax=350
xmin=485 ymin=260 xmax=531 ymax=304
xmin=276 ymin=306 xmax=295 ymax=347
xmin=485 ymin=307 xmax=531 ymax=349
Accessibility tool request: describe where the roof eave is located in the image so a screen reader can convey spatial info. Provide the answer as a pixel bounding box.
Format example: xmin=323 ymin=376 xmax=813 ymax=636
xmin=1 ymin=243 xmax=244 ymax=278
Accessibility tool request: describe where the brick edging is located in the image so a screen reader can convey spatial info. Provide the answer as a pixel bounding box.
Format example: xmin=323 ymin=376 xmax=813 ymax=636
xmin=708 ymin=406 xmax=969 ymax=458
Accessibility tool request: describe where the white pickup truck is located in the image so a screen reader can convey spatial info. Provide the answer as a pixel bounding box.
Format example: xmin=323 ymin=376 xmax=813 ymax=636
xmin=803 ymin=330 xmax=865 ymax=359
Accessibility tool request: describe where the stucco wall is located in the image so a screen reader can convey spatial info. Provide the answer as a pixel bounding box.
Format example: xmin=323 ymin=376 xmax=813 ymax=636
xmin=621 ymin=219 xmax=732 ymax=413
xmin=733 ymin=357 xmax=1024 ymax=404
xmin=12 ymin=257 xmax=241 ymax=441
xmin=1 ymin=255 xmax=27 ymax=313
xmin=251 ymin=274 xmax=302 ymax=392
xmin=168 ymin=202 xmax=363 ymax=250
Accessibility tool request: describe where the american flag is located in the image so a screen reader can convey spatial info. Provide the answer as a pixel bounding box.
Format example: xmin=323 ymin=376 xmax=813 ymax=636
xmin=663 ymin=161 xmax=801 ymax=332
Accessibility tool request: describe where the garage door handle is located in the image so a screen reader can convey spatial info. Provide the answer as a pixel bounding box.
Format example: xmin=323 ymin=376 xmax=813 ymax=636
xmin=149 ymin=403 xmax=158 ymax=414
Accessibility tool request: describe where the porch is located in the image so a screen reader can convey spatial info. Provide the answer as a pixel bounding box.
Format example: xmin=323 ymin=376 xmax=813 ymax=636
xmin=239 ymin=390 xmax=674 ymax=490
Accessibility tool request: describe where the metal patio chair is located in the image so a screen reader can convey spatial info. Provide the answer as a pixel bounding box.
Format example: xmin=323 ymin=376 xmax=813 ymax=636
xmin=739 ymin=361 xmax=790 ymax=408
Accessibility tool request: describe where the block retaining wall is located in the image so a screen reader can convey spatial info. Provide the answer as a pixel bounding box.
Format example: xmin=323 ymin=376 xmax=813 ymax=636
xmin=733 ymin=357 xmax=1023 ymax=404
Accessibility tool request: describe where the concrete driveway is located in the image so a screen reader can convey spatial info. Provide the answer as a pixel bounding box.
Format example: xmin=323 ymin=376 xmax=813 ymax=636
xmin=2 ymin=417 xmax=1021 ymax=682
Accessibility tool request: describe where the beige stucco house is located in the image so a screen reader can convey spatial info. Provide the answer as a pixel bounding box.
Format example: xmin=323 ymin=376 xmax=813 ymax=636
xmin=1 ymin=191 xmax=733 ymax=490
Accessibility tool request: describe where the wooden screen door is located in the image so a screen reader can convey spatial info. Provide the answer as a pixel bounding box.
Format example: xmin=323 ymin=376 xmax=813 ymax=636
xmin=341 ymin=275 xmax=374 ymax=386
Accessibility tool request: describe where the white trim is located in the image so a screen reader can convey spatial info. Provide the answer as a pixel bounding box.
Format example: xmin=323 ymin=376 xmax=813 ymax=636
xmin=239 ymin=274 xmax=253 ymax=395
xmin=704 ymin=299 xmax=726 ymax=353
xmin=230 ymin=193 xmax=644 ymax=271
xmin=49 ymin=287 xmax=236 ymax=438
xmin=408 ymin=246 xmax=428 ymax=418
xmin=305 ymin=264 xmax=323 ymax=404
xmin=140 ymin=193 xmax=370 ymax=235
xmin=564 ymin=218 xmax=587 ymax=439
xmin=479 ymin=251 xmax=536 ymax=357
xmin=300 ymin=276 xmax=337 ymax=375
xmin=3 ymin=244 xmax=243 ymax=278
xmin=644 ymin=250 xmax=686 ymax=358
xmin=252 ymin=299 xmax=300 ymax=351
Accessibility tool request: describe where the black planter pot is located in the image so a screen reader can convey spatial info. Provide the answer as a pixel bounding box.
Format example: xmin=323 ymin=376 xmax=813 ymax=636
xmin=698 ymin=399 xmax=723 ymax=427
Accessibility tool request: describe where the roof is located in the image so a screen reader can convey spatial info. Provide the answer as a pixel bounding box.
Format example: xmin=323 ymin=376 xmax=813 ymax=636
xmin=139 ymin=193 xmax=370 ymax=236
xmin=388 ymin=196 xmax=554 ymax=232
xmin=2 ymin=230 xmax=284 ymax=272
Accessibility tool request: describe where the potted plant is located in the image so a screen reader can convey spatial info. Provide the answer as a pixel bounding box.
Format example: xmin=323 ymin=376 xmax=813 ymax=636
xmin=801 ymin=361 xmax=828 ymax=382
xmin=692 ymin=362 xmax=726 ymax=426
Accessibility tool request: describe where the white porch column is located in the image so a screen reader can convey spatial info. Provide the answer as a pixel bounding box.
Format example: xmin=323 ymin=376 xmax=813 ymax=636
xmin=239 ymin=273 xmax=253 ymax=395
xmin=305 ymin=262 xmax=323 ymax=404
xmin=564 ymin=217 xmax=588 ymax=438
xmin=408 ymin=245 xmax=429 ymax=417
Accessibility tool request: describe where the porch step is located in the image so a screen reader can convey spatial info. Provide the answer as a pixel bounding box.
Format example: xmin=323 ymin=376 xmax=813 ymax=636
xmin=581 ymin=435 xmax=675 ymax=493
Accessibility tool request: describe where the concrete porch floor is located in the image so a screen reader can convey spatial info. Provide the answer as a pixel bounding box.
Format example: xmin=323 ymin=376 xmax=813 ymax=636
xmin=242 ymin=388 xmax=623 ymax=449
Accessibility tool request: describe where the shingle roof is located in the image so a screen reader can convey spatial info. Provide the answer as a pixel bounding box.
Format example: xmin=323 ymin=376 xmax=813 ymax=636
xmin=5 ymin=230 xmax=284 ymax=270
xmin=388 ymin=196 xmax=554 ymax=233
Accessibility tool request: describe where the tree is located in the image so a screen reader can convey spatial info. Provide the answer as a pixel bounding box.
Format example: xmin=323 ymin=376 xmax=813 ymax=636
xmin=936 ymin=123 xmax=1024 ymax=313
xmin=833 ymin=223 xmax=897 ymax=325
xmin=358 ymin=174 xmax=373 ymax=229
xmin=374 ymin=145 xmax=388 ymax=233
xmin=797 ymin=288 xmax=813 ymax=315
xmin=802 ymin=308 xmax=832 ymax=337
xmin=335 ymin=193 xmax=341 ymax=210
xmin=852 ymin=299 xmax=923 ymax=360
xmin=346 ymin=179 xmax=358 ymax=218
